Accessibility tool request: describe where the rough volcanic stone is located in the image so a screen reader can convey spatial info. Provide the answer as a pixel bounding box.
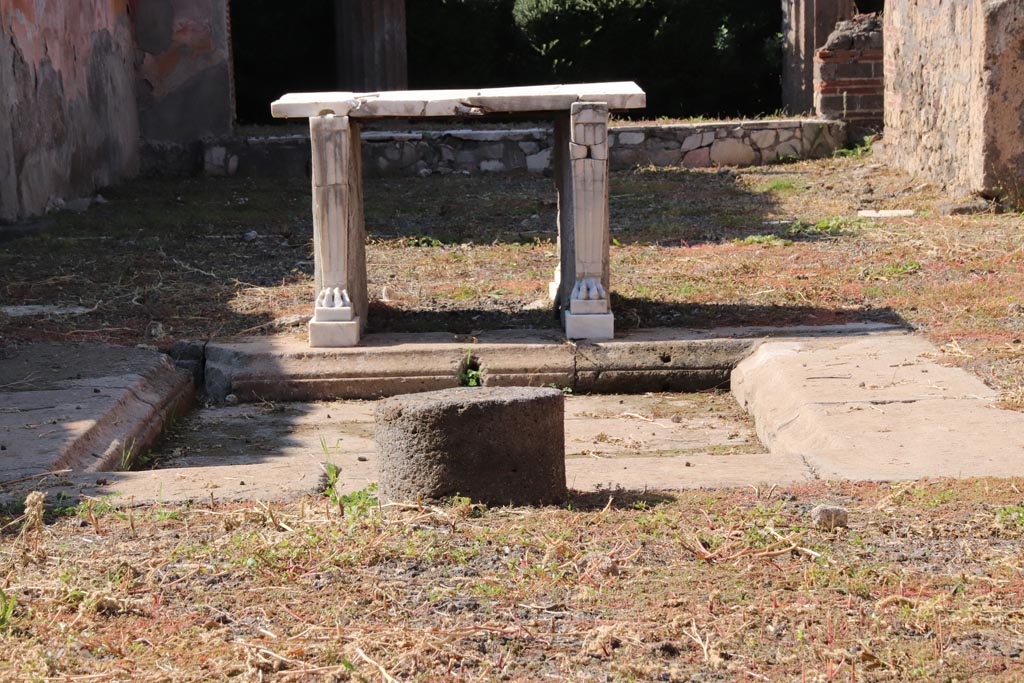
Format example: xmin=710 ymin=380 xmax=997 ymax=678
xmin=375 ymin=387 xmax=566 ymax=505
xmin=935 ymin=198 xmax=993 ymax=216
xmin=811 ymin=504 xmax=849 ymax=530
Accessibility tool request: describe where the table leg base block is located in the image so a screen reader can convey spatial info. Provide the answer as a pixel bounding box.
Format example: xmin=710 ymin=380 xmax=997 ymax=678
xmin=563 ymin=311 xmax=614 ymax=341
xmin=308 ymin=318 xmax=361 ymax=347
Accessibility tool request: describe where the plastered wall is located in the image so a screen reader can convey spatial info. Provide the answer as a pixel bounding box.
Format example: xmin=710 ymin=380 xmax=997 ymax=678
xmin=0 ymin=0 xmax=140 ymax=221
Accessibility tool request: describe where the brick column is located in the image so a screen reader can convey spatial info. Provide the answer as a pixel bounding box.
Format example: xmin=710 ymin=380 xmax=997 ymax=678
xmin=813 ymin=17 xmax=884 ymax=139
xmin=781 ymin=0 xmax=857 ymax=114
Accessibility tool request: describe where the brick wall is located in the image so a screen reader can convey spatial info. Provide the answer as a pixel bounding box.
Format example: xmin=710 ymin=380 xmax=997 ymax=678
xmin=781 ymin=0 xmax=857 ymax=114
xmin=813 ymin=15 xmax=884 ymax=139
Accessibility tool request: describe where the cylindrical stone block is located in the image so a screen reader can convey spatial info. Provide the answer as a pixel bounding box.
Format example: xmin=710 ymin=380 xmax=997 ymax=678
xmin=375 ymin=387 xmax=566 ymax=506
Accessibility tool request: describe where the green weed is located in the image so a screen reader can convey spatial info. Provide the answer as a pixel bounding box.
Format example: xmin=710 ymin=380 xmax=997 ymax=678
xmin=758 ymin=179 xmax=799 ymax=193
xmin=996 ymin=504 xmax=1024 ymax=529
xmin=458 ymin=350 xmax=482 ymax=387
xmin=783 ymin=217 xmax=860 ymax=238
xmin=406 ymin=235 xmax=444 ymax=248
xmin=834 ymin=135 xmax=874 ymax=159
xmin=737 ymin=234 xmax=793 ymax=247
xmin=320 ymin=437 xmax=343 ymax=509
xmin=118 ymin=438 xmax=137 ymax=471
xmin=0 ymin=588 xmax=15 ymax=632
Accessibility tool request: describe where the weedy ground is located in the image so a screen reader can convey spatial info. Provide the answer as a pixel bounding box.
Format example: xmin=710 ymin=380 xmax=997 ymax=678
xmin=2 ymin=479 xmax=1024 ymax=681
xmin=2 ymin=151 xmax=1023 ymax=405
xmin=3 ymin=149 xmax=1024 ymax=678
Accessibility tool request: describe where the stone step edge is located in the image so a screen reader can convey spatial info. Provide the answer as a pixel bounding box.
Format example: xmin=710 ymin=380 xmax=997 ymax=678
xmin=58 ymin=357 xmax=195 ymax=472
xmin=202 ymin=323 xmax=904 ymax=403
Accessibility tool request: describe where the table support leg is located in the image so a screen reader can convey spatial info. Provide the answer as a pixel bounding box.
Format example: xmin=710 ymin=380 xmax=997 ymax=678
xmin=308 ymin=114 xmax=367 ymax=347
xmin=554 ymin=102 xmax=613 ymax=340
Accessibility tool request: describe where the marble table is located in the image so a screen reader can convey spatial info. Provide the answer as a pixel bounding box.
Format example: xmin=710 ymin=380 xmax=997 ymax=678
xmin=271 ymin=82 xmax=646 ymax=346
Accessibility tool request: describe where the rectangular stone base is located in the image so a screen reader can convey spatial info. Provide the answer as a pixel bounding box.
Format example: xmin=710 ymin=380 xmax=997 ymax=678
xmin=563 ymin=311 xmax=614 ymax=341
xmin=308 ymin=318 xmax=361 ymax=347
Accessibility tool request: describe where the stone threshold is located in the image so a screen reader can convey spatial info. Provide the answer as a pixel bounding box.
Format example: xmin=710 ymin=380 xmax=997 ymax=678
xmin=11 ymin=321 xmax=1024 ymax=508
xmin=202 ymin=323 xmax=901 ymax=403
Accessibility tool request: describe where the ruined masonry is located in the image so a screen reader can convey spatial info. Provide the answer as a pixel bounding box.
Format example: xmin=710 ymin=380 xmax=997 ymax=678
xmin=271 ymin=83 xmax=647 ymax=345
xmin=884 ymin=0 xmax=1024 ymax=203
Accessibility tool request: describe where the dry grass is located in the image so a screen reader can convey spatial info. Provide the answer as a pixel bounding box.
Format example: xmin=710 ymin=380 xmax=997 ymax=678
xmin=2 ymin=479 xmax=1024 ymax=681
xmin=4 ymin=152 xmax=1022 ymax=405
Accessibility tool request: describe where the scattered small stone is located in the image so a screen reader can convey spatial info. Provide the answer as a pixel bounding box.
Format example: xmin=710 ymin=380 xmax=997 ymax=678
xmin=935 ymin=198 xmax=993 ymax=216
xmin=64 ymin=197 xmax=92 ymax=213
xmin=857 ymin=209 xmax=915 ymax=218
xmin=357 ymin=455 xmax=368 ymax=462
xmin=147 ymin=321 xmax=166 ymax=339
xmin=811 ymin=504 xmax=849 ymax=530
xmin=224 ymin=394 xmax=239 ymax=405
xmin=1 ymin=304 xmax=90 ymax=317
xmin=169 ymin=339 xmax=204 ymax=361
xmin=243 ymin=230 xmax=259 ymax=242
xmin=523 ymin=298 xmax=551 ymax=311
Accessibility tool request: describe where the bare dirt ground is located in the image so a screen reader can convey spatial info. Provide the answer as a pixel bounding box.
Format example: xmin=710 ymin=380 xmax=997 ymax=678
xmin=4 ymin=151 xmax=1024 ymax=680
xmin=3 ymin=479 xmax=1024 ymax=681
xmin=2 ymin=150 xmax=1022 ymax=405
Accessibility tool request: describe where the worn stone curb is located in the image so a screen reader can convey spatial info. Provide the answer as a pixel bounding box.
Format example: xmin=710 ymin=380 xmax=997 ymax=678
xmin=204 ymin=323 xmax=897 ymax=403
xmin=731 ymin=333 xmax=1024 ymax=481
xmin=0 ymin=344 xmax=194 ymax=481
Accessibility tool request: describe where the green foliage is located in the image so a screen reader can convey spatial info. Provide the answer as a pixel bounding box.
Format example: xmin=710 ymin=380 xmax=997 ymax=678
xmin=995 ymin=504 xmax=1024 ymax=529
xmin=339 ymin=484 xmax=378 ymax=520
xmin=0 ymin=589 xmax=15 ymax=632
xmin=233 ymin=0 xmax=783 ymax=123
xmin=834 ymin=136 xmax=875 ymax=159
xmin=737 ymin=234 xmax=792 ymax=247
xmin=510 ymin=0 xmax=783 ymax=118
xmin=783 ymin=217 xmax=860 ymax=238
xmin=458 ymin=350 xmax=483 ymax=387
xmin=406 ymin=235 xmax=445 ymax=248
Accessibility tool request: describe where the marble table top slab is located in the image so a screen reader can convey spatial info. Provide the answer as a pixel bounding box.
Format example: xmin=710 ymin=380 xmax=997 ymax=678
xmin=271 ymin=81 xmax=646 ymax=119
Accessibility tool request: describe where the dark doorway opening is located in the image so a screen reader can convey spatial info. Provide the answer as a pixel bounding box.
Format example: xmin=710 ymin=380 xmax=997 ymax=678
xmin=230 ymin=1 xmax=336 ymax=126
xmin=855 ymin=0 xmax=885 ymax=13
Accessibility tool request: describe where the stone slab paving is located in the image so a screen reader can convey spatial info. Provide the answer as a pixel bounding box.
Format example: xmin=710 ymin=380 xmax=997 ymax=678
xmin=732 ymin=333 xmax=1024 ymax=480
xmin=0 ymin=393 xmax=778 ymax=506
xmin=6 ymin=324 xmax=1024 ymax=508
xmin=0 ymin=343 xmax=193 ymax=479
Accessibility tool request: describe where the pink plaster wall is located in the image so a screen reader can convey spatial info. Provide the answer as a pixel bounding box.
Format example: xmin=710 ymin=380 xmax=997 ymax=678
xmin=134 ymin=0 xmax=233 ymax=143
xmin=0 ymin=0 xmax=140 ymax=221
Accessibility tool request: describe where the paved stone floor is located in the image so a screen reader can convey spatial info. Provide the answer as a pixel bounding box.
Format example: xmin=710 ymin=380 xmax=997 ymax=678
xmin=6 ymin=325 xmax=1024 ymax=508
xmin=143 ymin=391 xmax=804 ymax=501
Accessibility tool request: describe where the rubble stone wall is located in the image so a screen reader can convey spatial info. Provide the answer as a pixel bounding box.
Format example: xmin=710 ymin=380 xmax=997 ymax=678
xmin=885 ymin=0 xmax=1024 ymax=202
xmin=0 ymin=0 xmax=139 ymax=222
xmin=201 ymin=120 xmax=847 ymax=179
